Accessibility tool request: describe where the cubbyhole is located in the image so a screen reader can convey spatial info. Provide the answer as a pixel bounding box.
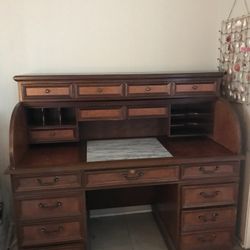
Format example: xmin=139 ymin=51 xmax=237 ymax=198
xmin=170 ymin=102 xmax=213 ymax=137
xmin=26 ymin=107 xmax=77 ymax=128
xmin=26 ymin=108 xmax=45 ymax=127
xmin=61 ymin=107 xmax=76 ymax=125
xmin=44 ymin=108 xmax=60 ymax=126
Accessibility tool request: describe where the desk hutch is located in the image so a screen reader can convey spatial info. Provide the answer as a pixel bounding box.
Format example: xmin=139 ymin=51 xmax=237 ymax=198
xmin=8 ymin=73 xmax=244 ymax=250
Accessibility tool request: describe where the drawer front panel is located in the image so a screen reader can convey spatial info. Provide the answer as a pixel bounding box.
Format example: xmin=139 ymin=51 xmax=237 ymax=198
xmin=86 ymin=166 xmax=179 ymax=188
xmin=29 ymin=129 xmax=76 ymax=143
xmin=128 ymin=107 xmax=168 ymax=118
xmin=182 ymin=183 xmax=238 ymax=208
xmin=14 ymin=174 xmax=81 ymax=192
xmin=127 ymin=84 xmax=171 ymax=96
xmin=79 ymin=108 xmax=124 ymax=121
xmin=77 ymin=84 xmax=123 ymax=97
xmin=182 ymin=163 xmax=239 ymax=180
xmin=181 ymin=207 xmax=236 ymax=232
xmin=19 ymin=195 xmax=83 ymax=220
xmin=180 ymin=230 xmax=232 ymax=250
xmin=176 ymin=83 xmax=216 ymax=94
xmin=21 ymin=221 xmax=83 ymax=247
xmin=23 ymin=85 xmax=72 ymax=99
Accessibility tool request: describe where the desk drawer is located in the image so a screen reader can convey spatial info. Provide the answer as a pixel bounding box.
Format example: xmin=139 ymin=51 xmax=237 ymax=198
xmin=29 ymin=128 xmax=77 ymax=143
xmin=31 ymin=244 xmax=85 ymax=250
xmin=76 ymin=84 xmax=123 ymax=98
xmin=85 ymin=166 xmax=179 ymax=188
xmin=18 ymin=194 xmax=83 ymax=220
xmin=180 ymin=230 xmax=233 ymax=250
xmin=128 ymin=107 xmax=168 ymax=118
xmin=21 ymin=220 xmax=83 ymax=247
xmin=127 ymin=84 xmax=171 ymax=96
xmin=22 ymin=84 xmax=72 ymax=100
xmin=181 ymin=163 xmax=239 ymax=180
xmin=79 ymin=107 xmax=124 ymax=121
xmin=13 ymin=174 xmax=81 ymax=192
xmin=182 ymin=183 xmax=238 ymax=208
xmin=181 ymin=207 xmax=236 ymax=232
xmin=175 ymin=83 xmax=216 ymax=94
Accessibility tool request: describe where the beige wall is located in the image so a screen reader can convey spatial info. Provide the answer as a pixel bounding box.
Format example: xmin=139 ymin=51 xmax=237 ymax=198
xmin=0 ymin=0 xmax=249 ymax=247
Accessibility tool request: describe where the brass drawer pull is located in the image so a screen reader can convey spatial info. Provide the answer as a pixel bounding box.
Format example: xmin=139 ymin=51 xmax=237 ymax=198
xmin=39 ymin=201 xmax=62 ymax=209
xmin=45 ymin=89 xmax=51 ymax=94
xmin=37 ymin=177 xmax=59 ymax=186
xmin=200 ymin=191 xmax=220 ymax=198
xmin=199 ymin=166 xmax=219 ymax=174
xmin=198 ymin=213 xmax=219 ymax=222
xmin=192 ymin=85 xmax=198 ymax=90
xmin=197 ymin=233 xmax=216 ymax=242
xmin=145 ymin=87 xmax=152 ymax=92
xmin=40 ymin=226 xmax=64 ymax=234
xmin=122 ymin=169 xmax=144 ymax=180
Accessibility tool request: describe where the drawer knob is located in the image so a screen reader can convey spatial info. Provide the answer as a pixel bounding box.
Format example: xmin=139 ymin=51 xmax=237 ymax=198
xmin=199 ymin=166 xmax=219 ymax=174
xmin=192 ymin=85 xmax=198 ymax=90
xmin=97 ymin=88 xmax=103 ymax=93
xmin=39 ymin=201 xmax=63 ymax=209
xmin=197 ymin=233 xmax=216 ymax=242
xmin=200 ymin=191 xmax=220 ymax=199
xmin=40 ymin=225 xmax=64 ymax=234
xmin=37 ymin=177 xmax=59 ymax=186
xmin=145 ymin=87 xmax=152 ymax=92
xmin=45 ymin=89 xmax=51 ymax=94
xmin=198 ymin=212 xmax=219 ymax=222
xmin=123 ymin=170 xmax=144 ymax=180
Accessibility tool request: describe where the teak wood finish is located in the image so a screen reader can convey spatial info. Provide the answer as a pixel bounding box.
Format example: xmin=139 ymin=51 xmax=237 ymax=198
xmin=7 ymin=72 xmax=244 ymax=250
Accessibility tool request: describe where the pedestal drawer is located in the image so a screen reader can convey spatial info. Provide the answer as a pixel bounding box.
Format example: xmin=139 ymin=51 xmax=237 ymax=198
xmin=180 ymin=230 xmax=233 ymax=250
xmin=181 ymin=163 xmax=239 ymax=180
xmin=21 ymin=220 xmax=84 ymax=247
xmin=182 ymin=183 xmax=238 ymax=208
xmin=181 ymin=207 xmax=236 ymax=232
xmin=17 ymin=193 xmax=83 ymax=220
xmin=13 ymin=173 xmax=81 ymax=192
xmin=85 ymin=166 xmax=179 ymax=188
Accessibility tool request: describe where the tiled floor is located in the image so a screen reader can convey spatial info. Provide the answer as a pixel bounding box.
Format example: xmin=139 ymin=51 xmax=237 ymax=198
xmin=90 ymin=213 xmax=245 ymax=250
xmin=90 ymin=213 xmax=168 ymax=250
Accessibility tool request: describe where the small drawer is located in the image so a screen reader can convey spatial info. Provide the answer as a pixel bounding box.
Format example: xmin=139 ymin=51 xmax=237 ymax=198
xmin=127 ymin=84 xmax=171 ymax=96
xmin=17 ymin=194 xmax=83 ymax=220
xmin=78 ymin=107 xmax=124 ymax=121
xmin=22 ymin=84 xmax=72 ymax=99
xmin=76 ymin=84 xmax=123 ymax=98
xmin=182 ymin=183 xmax=238 ymax=208
xmin=128 ymin=107 xmax=168 ymax=118
xmin=175 ymin=83 xmax=216 ymax=94
xmin=181 ymin=207 xmax=236 ymax=232
xmin=181 ymin=163 xmax=239 ymax=180
xmin=85 ymin=166 xmax=179 ymax=188
xmin=29 ymin=128 xmax=77 ymax=143
xmin=180 ymin=230 xmax=233 ymax=250
xmin=13 ymin=174 xmax=81 ymax=192
xmin=30 ymin=244 xmax=85 ymax=250
xmin=20 ymin=220 xmax=84 ymax=247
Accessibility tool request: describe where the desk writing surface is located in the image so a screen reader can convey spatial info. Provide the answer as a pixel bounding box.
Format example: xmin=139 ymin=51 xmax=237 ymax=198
xmin=14 ymin=137 xmax=242 ymax=172
xmin=86 ymin=138 xmax=173 ymax=162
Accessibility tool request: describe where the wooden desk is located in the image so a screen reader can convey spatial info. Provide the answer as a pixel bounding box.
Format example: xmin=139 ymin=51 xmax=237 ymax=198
xmin=8 ymin=73 xmax=244 ymax=250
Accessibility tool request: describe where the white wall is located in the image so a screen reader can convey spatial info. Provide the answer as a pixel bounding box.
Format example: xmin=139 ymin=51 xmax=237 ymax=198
xmin=0 ymin=0 xmax=249 ymax=248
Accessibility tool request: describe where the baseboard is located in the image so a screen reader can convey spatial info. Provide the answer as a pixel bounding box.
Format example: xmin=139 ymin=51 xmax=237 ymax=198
xmin=89 ymin=205 xmax=152 ymax=218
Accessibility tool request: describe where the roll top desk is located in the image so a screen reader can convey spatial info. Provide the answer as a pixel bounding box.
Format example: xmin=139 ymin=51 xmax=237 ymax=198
xmin=8 ymin=73 xmax=244 ymax=250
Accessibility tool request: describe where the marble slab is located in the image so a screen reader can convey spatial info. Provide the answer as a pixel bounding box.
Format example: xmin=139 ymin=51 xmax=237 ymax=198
xmin=87 ymin=138 xmax=173 ymax=162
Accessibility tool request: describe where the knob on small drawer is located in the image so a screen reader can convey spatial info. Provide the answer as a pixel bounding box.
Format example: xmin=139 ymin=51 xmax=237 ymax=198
xmin=45 ymin=88 xmax=51 ymax=94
